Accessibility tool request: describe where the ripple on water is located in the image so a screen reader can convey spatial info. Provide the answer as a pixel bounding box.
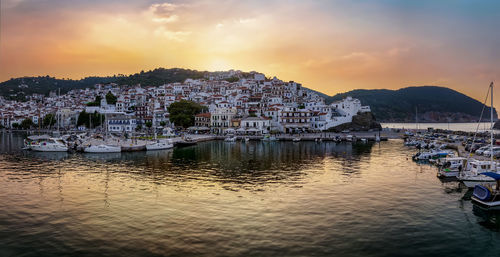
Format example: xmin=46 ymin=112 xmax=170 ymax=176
xmin=1 ymin=139 xmax=500 ymax=257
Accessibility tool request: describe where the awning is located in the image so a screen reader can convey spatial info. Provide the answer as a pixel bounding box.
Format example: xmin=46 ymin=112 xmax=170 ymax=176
xmin=480 ymin=172 xmax=500 ymax=180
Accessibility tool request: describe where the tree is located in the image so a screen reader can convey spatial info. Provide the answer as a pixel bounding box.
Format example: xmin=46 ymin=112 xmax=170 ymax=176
xmin=145 ymin=121 xmax=152 ymax=128
xmin=136 ymin=124 xmax=142 ymax=131
xmin=159 ymin=121 xmax=166 ymax=127
xmin=77 ymin=110 xmax=89 ymax=127
xmin=86 ymin=95 xmax=102 ymax=106
xmin=224 ymin=77 xmax=240 ymax=83
xmin=168 ymin=100 xmax=207 ymax=128
xmin=105 ymin=91 xmax=117 ymax=105
xmin=43 ymin=114 xmax=56 ymax=128
xmin=12 ymin=123 xmax=19 ymax=129
xmin=77 ymin=110 xmax=104 ymax=128
xmin=20 ymin=118 xmax=34 ymax=129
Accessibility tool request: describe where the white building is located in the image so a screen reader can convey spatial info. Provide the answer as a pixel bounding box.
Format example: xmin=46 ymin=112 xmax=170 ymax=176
xmin=106 ymin=113 xmax=137 ymax=133
xmin=323 ymin=97 xmax=371 ymax=130
xmin=211 ymin=107 xmax=237 ymax=134
xmin=240 ymin=117 xmax=271 ymax=134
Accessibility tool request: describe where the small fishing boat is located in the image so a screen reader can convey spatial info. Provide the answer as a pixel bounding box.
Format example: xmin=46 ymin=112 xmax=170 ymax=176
xmin=146 ymin=139 xmax=173 ymax=151
xmin=471 ymin=172 xmax=500 ymax=208
xmin=84 ymin=144 xmax=121 ymax=153
xmin=292 ymin=137 xmax=301 ymax=142
xmin=459 ymin=160 xmax=500 ymax=188
xmin=437 ymin=157 xmax=467 ymax=178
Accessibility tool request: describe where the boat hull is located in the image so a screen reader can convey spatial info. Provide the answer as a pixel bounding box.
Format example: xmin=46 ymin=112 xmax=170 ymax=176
xmin=472 ymin=196 xmax=500 ymax=208
xmin=84 ymin=145 xmax=121 ymax=153
xmin=461 ymin=179 xmax=496 ymax=188
xmin=146 ymin=143 xmax=173 ymax=151
xmin=31 ymin=145 xmax=68 ymax=152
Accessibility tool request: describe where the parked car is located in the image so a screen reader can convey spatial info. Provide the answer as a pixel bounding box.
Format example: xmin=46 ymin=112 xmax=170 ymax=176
xmin=475 ymin=146 xmax=491 ymax=155
xmin=483 ymin=147 xmax=500 ymax=157
xmin=466 ymin=143 xmax=484 ymax=152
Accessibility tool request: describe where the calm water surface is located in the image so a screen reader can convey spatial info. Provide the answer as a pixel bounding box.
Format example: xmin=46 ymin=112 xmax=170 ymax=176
xmin=1 ymin=132 xmax=500 ymax=257
xmin=382 ymin=122 xmax=496 ymax=133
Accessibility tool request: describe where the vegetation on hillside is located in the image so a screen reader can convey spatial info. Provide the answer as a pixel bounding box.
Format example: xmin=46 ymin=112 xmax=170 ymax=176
xmin=168 ymin=100 xmax=207 ymax=128
xmin=0 ymin=68 xmax=207 ymax=101
xmin=326 ymin=86 xmax=497 ymax=122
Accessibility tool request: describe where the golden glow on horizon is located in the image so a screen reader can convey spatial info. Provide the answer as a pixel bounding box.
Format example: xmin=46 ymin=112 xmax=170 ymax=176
xmin=0 ymin=0 xmax=498 ymax=102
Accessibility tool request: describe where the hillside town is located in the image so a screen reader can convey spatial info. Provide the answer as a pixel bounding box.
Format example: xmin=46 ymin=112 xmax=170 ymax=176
xmin=0 ymin=71 xmax=372 ymax=135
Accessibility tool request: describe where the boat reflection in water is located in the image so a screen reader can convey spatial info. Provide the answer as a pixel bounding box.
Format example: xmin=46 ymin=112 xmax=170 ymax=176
xmin=23 ymin=150 xmax=69 ymax=161
xmin=473 ymin=204 xmax=500 ymax=231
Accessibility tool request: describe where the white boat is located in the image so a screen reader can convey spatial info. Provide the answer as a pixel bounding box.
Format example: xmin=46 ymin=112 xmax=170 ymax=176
xmin=84 ymin=144 xmax=121 ymax=153
xmin=460 ymin=82 xmax=498 ymax=188
xmin=224 ymin=136 xmax=237 ymax=142
xmin=243 ymin=137 xmax=250 ymax=142
xmin=437 ymin=157 xmax=467 ymax=178
xmin=146 ymin=139 xmax=173 ymax=151
xmin=292 ymin=137 xmax=301 ymax=142
xmin=459 ymin=160 xmax=500 ymax=188
xmin=412 ymin=149 xmax=452 ymax=161
xmin=471 ymin=172 xmax=500 ymax=208
xmin=360 ymin=138 xmax=368 ymax=143
xmin=30 ymin=138 xmax=68 ymax=152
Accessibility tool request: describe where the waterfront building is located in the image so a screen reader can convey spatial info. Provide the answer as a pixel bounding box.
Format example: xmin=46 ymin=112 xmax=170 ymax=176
xmin=106 ymin=113 xmax=137 ymax=132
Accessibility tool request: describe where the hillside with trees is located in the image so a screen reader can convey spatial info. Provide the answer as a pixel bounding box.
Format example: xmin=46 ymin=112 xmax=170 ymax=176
xmin=326 ymin=86 xmax=497 ymax=122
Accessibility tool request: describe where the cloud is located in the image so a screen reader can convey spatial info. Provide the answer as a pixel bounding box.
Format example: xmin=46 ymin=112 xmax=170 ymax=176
xmin=152 ymin=15 xmax=179 ymax=23
xmin=154 ymin=27 xmax=192 ymax=41
xmin=149 ymin=3 xmax=178 ymax=16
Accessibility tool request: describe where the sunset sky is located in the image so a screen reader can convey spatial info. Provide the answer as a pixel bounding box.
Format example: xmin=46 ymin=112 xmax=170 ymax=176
xmin=1 ymin=0 xmax=499 ymax=101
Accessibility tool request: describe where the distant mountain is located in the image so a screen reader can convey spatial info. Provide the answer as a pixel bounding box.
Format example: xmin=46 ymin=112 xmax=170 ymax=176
xmin=326 ymin=86 xmax=497 ymax=122
xmin=0 ymin=68 xmax=207 ymax=101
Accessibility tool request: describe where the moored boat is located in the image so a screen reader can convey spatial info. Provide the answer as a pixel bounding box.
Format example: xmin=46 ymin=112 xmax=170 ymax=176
xmin=224 ymin=136 xmax=237 ymax=142
xmin=177 ymin=137 xmax=197 ymax=147
xmin=30 ymin=138 xmax=68 ymax=152
xmin=84 ymin=144 xmax=121 ymax=153
xmin=471 ymin=172 xmax=500 ymax=208
xmin=459 ymin=160 xmax=500 ymax=188
xmin=437 ymin=157 xmax=467 ymax=178
xmin=146 ymin=139 xmax=174 ymax=151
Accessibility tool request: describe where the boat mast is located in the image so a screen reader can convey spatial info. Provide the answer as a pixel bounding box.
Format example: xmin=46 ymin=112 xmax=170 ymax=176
xmin=491 ymin=82 xmax=494 ymax=169
xmin=415 ymin=106 xmax=418 ymax=130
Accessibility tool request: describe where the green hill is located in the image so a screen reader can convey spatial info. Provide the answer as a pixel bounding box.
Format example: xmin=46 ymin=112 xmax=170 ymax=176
xmin=326 ymin=86 xmax=497 ymax=122
xmin=0 ymin=68 xmax=206 ymax=101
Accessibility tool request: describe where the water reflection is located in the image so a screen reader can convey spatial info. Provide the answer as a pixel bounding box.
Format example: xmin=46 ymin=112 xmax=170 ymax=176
xmin=473 ymin=204 xmax=500 ymax=231
xmin=3 ymin=134 xmax=500 ymax=257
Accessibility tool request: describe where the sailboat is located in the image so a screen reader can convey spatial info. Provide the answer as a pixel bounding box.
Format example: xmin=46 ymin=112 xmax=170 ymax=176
xmin=83 ymin=112 xmax=121 ymax=153
xmin=459 ymin=82 xmax=499 ymax=187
